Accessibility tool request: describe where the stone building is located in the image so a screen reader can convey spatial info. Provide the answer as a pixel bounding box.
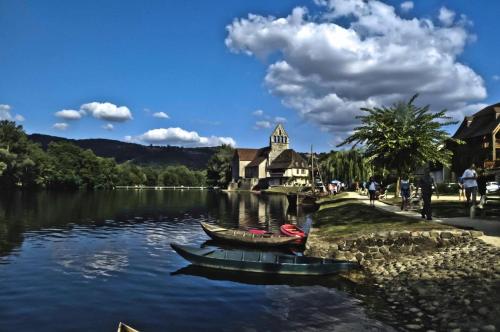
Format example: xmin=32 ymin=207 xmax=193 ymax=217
xmin=450 ymin=103 xmax=500 ymax=180
xmin=230 ymin=124 xmax=310 ymax=189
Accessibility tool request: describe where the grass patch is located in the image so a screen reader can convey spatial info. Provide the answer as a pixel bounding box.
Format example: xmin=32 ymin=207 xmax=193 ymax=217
xmin=314 ymin=197 xmax=451 ymax=241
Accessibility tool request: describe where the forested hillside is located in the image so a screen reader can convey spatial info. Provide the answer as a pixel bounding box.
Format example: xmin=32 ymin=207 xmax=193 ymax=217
xmin=29 ymin=134 xmax=217 ymax=169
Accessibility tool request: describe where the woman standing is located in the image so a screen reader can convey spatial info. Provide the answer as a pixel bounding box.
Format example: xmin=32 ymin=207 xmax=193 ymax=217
xmin=367 ymin=177 xmax=378 ymax=207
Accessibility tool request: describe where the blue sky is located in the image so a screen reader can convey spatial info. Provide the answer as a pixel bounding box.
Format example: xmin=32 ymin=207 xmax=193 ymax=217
xmin=1 ymin=0 xmax=499 ymax=152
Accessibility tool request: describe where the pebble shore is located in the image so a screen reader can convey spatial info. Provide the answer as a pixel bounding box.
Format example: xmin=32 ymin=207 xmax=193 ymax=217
xmin=306 ymin=230 xmax=500 ymax=331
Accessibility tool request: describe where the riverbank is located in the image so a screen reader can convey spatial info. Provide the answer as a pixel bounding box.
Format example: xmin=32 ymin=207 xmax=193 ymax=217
xmin=306 ymin=193 xmax=500 ymax=331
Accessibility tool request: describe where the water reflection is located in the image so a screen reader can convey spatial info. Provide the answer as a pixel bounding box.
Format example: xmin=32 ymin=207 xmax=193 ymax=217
xmin=0 ymin=190 xmax=397 ymax=332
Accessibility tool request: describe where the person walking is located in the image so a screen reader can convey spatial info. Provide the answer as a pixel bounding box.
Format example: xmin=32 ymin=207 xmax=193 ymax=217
xmin=461 ymin=164 xmax=478 ymax=207
xmin=400 ymin=175 xmax=411 ymax=211
xmin=418 ymin=169 xmax=437 ymax=220
xmin=477 ymin=169 xmax=487 ymax=209
xmin=367 ymin=177 xmax=378 ymax=207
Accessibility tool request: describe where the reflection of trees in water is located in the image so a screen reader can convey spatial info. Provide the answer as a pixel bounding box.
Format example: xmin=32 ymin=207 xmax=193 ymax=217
xmin=0 ymin=190 xmax=210 ymax=256
xmin=0 ymin=190 xmax=306 ymax=257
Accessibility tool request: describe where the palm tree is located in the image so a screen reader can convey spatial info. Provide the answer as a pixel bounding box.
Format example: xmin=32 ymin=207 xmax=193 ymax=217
xmin=338 ymin=95 xmax=458 ymax=195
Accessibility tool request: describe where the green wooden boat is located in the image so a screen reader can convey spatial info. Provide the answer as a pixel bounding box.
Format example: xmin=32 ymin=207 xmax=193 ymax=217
xmin=200 ymin=222 xmax=299 ymax=247
xmin=171 ymin=243 xmax=359 ymax=275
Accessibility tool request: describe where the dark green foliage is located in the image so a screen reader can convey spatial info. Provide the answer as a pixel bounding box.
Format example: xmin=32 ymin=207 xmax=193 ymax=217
xmin=29 ymin=134 xmax=216 ymax=169
xmin=0 ymin=121 xmax=207 ymax=190
xmin=319 ymin=149 xmax=372 ymax=185
xmin=338 ymin=95 xmax=458 ymax=176
xmin=206 ymin=145 xmax=234 ymax=187
xmin=0 ymin=121 xmax=38 ymax=188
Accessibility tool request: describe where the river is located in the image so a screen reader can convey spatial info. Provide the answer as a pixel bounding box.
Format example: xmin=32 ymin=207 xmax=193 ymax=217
xmin=0 ymin=190 xmax=395 ymax=331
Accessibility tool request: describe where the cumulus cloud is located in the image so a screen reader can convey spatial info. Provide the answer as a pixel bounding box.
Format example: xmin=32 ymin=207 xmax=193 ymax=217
xmin=53 ymin=123 xmax=69 ymax=131
xmin=0 ymin=104 xmax=25 ymax=122
xmin=137 ymin=127 xmax=236 ymax=147
xmin=102 ymin=123 xmax=114 ymax=131
xmin=493 ymin=75 xmax=500 ymax=81
xmin=80 ymin=102 xmax=132 ymax=122
xmin=438 ymin=7 xmax=455 ymax=26
xmin=274 ymin=116 xmax=287 ymax=123
xmin=152 ymin=111 xmax=170 ymax=119
xmin=254 ymin=120 xmax=272 ymax=129
xmin=253 ymin=109 xmax=264 ymax=116
xmin=226 ymin=0 xmax=486 ymax=138
xmin=55 ymin=109 xmax=85 ymax=120
xmin=400 ymin=1 xmax=413 ymax=12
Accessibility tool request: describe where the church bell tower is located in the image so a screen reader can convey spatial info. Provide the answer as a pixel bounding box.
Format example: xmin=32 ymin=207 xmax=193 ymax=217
xmin=268 ymin=123 xmax=289 ymax=163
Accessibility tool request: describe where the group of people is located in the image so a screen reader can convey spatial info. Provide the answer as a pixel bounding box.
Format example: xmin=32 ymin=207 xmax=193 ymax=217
xmin=364 ymin=171 xmax=437 ymax=220
xmin=327 ymin=182 xmax=345 ymax=195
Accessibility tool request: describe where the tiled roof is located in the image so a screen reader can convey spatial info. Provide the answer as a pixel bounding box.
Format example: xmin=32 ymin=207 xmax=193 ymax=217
xmin=453 ymin=103 xmax=500 ymax=139
xmin=246 ymin=156 xmax=267 ymax=168
xmin=268 ymin=149 xmax=308 ymax=170
xmin=234 ymin=148 xmax=259 ymax=161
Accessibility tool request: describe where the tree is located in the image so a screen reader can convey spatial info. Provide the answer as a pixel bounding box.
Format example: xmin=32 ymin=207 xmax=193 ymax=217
xmin=206 ymin=145 xmax=234 ymax=187
xmin=0 ymin=120 xmax=37 ymax=188
xmin=338 ymin=95 xmax=457 ymax=193
xmin=320 ymin=149 xmax=373 ymax=185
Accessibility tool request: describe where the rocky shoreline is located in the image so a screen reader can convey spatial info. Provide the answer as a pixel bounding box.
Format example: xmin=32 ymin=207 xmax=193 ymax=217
xmin=306 ymin=230 xmax=500 ymax=331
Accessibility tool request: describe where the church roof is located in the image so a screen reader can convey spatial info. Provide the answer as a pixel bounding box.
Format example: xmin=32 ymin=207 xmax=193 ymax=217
xmin=245 ymin=147 xmax=270 ymax=167
xmin=234 ymin=148 xmax=259 ymax=161
xmin=453 ymin=103 xmax=500 ymax=139
xmin=268 ymin=149 xmax=308 ymax=170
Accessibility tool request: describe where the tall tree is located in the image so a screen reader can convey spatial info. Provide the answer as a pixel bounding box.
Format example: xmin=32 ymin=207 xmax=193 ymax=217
xmin=320 ymin=149 xmax=373 ymax=185
xmin=206 ymin=145 xmax=234 ymax=187
xmin=338 ymin=95 xmax=457 ymax=193
xmin=0 ymin=120 xmax=37 ymax=187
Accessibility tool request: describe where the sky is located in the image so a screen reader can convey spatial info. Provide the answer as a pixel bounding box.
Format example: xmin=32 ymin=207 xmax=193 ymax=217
xmin=1 ymin=0 xmax=499 ymax=152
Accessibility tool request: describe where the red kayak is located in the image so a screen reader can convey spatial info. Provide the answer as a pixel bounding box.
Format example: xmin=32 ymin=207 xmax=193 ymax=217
xmin=280 ymin=224 xmax=306 ymax=243
xmin=248 ymin=229 xmax=267 ymax=235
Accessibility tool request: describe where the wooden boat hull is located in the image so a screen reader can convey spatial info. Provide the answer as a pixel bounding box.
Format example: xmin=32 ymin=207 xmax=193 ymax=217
xmin=200 ymin=222 xmax=298 ymax=247
xmin=171 ymin=243 xmax=359 ymax=275
xmin=280 ymin=224 xmax=306 ymax=245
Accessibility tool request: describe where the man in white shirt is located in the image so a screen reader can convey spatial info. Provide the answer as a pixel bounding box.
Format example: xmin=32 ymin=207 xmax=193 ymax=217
xmin=461 ymin=163 xmax=478 ymax=207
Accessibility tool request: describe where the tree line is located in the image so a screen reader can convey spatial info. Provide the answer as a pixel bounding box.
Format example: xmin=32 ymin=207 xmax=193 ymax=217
xmin=0 ymin=120 xmax=210 ymax=190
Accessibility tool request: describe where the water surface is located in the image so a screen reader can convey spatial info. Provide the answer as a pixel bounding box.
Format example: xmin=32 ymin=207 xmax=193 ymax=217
xmin=0 ymin=190 xmax=394 ymax=331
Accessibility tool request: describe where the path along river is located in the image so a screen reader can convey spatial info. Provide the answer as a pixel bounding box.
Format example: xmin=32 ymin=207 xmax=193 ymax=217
xmin=0 ymin=190 xmax=396 ymax=331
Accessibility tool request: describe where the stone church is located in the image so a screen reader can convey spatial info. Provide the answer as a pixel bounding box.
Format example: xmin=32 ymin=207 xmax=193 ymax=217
xmin=230 ymin=124 xmax=310 ymax=189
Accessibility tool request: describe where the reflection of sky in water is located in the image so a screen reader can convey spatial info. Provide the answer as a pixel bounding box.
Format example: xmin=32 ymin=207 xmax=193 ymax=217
xmin=53 ymin=240 xmax=128 ymax=280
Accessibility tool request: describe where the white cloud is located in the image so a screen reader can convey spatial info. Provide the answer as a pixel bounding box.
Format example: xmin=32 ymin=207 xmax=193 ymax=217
xmin=14 ymin=114 xmax=25 ymax=122
xmin=274 ymin=116 xmax=287 ymax=123
xmin=254 ymin=120 xmax=272 ymax=129
xmin=152 ymin=111 xmax=170 ymax=119
xmin=55 ymin=109 xmax=85 ymax=120
xmin=438 ymin=7 xmax=455 ymax=26
xmin=400 ymin=1 xmax=413 ymax=13
xmin=493 ymin=75 xmax=500 ymax=81
xmin=0 ymin=104 xmax=25 ymax=122
xmin=124 ymin=135 xmax=134 ymax=142
xmin=226 ymin=0 xmax=486 ymax=139
xmin=253 ymin=109 xmax=264 ymax=116
xmin=138 ymin=127 xmax=236 ymax=147
xmin=102 ymin=123 xmax=114 ymax=131
xmin=80 ymin=102 xmax=132 ymax=122
xmin=53 ymin=123 xmax=69 ymax=131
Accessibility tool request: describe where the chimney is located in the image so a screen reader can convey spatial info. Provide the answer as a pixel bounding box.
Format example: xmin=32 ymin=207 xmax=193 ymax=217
xmin=466 ymin=116 xmax=474 ymax=127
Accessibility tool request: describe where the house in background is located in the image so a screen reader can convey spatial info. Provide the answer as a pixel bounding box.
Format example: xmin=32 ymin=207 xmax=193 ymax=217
xmin=230 ymin=124 xmax=310 ymax=190
xmin=450 ymin=103 xmax=500 ymax=180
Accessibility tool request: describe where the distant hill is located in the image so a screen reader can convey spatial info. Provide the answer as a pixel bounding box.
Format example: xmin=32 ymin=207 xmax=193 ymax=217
xmin=28 ymin=134 xmax=217 ymax=169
